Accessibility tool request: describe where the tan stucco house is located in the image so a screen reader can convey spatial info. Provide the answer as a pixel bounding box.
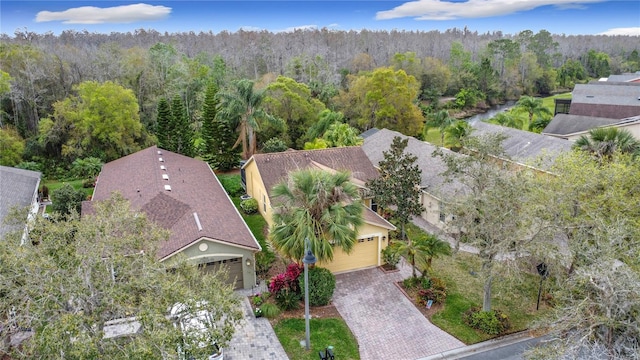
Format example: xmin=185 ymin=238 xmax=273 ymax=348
xmin=362 ymin=127 xmax=572 ymax=235
xmin=82 ymin=146 xmax=261 ymax=289
xmin=241 ymin=147 xmax=395 ymax=273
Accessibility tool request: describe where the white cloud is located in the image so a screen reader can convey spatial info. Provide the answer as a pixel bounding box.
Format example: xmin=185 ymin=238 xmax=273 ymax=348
xmin=598 ymin=27 xmax=640 ymax=36
xmin=35 ymin=3 xmax=171 ymax=24
xmin=376 ymin=0 xmax=605 ymax=21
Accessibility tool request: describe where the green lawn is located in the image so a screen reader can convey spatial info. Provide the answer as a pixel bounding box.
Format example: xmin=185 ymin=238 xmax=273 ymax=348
xmin=42 ymin=179 xmax=94 ymax=213
xmin=424 ymin=128 xmax=442 ymax=145
xmin=273 ymin=318 xmax=360 ymax=360
xmin=429 ymin=252 xmax=550 ymax=344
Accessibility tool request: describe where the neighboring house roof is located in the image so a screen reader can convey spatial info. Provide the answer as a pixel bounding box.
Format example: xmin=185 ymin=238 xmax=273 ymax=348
xmin=543 ymin=114 xmax=622 ymax=137
xmin=359 ymin=128 xmax=380 ymax=139
xmin=246 ymin=147 xmax=395 ymax=230
xmin=606 ymin=72 xmax=640 ymax=83
xmin=472 ymin=121 xmax=572 ymax=167
xmin=0 ymin=166 xmax=41 ymax=239
xmin=361 ymin=128 xmax=466 ymax=199
xmin=84 ymin=146 xmax=260 ymax=260
xmin=569 ymin=82 xmax=640 ymax=119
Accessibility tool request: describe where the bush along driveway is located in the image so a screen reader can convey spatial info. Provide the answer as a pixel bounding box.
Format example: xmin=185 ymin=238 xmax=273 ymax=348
xmin=332 ymin=261 xmax=464 ymax=360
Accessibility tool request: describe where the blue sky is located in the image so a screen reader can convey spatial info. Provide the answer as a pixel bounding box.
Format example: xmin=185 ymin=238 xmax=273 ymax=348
xmin=1 ymin=1 xmax=639 ymax=36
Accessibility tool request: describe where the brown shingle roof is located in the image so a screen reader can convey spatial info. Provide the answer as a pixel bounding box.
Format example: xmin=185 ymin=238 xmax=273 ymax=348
xmin=250 ymin=147 xmax=380 ymax=197
xmin=569 ymin=82 xmax=640 ymax=119
xmin=86 ymin=146 xmax=260 ymax=259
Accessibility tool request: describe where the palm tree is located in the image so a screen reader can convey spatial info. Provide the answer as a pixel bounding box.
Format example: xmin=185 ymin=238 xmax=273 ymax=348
xmin=269 ymin=169 xmax=364 ymax=263
xmin=419 ymin=234 xmax=452 ymax=275
xmin=218 ymin=79 xmax=281 ymax=159
xmin=391 ymin=233 xmax=451 ymax=278
xmin=514 ymin=96 xmax=551 ymax=131
xmin=574 ymin=127 xmax=640 ymax=161
xmin=488 ymin=112 xmax=523 ymax=130
xmin=426 ymin=109 xmax=455 ymax=146
xmin=444 ymin=120 xmax=473 ymax=151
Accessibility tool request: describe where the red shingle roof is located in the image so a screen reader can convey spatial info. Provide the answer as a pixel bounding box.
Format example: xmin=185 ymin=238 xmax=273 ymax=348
xmin=86 ymin=146 xmax=260 ymax=259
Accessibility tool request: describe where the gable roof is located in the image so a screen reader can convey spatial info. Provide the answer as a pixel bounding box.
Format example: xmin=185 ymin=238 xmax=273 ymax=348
xmin=361 ymin=128 xmax=465 ymax=198
xmin=569 ymin=82 xmax=640 ymax=119
xmin=85 ymin=146 xmax=260 ymax=259
xmin=606 ymin=72 xmax=640 ymax=83
xmin=246 ymin=147 xmax=395 ymax=230
xmin=0 ymin=166 xmax=41 ymax=239
xmin=248 ymin=147 xmax=379 ymax=198
xmin=472 ymin=121 xmax=572 ymax=167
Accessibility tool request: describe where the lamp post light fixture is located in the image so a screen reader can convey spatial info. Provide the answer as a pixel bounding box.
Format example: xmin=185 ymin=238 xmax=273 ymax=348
xmin=302 ymin=238 xmax=317 ymax=351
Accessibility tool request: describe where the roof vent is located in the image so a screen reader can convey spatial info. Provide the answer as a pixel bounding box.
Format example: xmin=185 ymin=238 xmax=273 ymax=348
xmin=193 ymin=212 xmax=203 ymax=231
xmin=160 ymin=165 xmax=166 ymax=170
xmin=159 ymin=157 xmax=164 ymax=162
xmin=157 ymin=150 xmax=162 ymax=155
xmin=164 ymin=184 xmax=171 ymax=191
xmin=162 ymin=174 xmax=169 ymax=180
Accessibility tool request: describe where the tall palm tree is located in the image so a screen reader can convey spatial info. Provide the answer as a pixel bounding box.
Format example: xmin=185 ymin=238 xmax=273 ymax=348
xmin=426 ymin=109 xmax=455 ymax=146
xmin=574 ymin=127 xmax=640 ymax=161
xmin=514 ymin=96 xmax=551 ymax=131
xmin=444 ymin=120 xmax=473 ymax=151
xmin=488 ymin=112 xmax=523 ymax=130
xmin=269 ymin=169 xmax=364 ymax=263
xmin=218 ymin=79 xmax=280 ymax=159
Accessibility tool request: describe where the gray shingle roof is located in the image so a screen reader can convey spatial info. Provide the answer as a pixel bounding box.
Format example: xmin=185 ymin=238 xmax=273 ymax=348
xmin=606 ymin=73 xmax=640 ymax=82
xmin=85 ymin=146 xmax=260 ymax=259
xmin=472 ymin=121 xmax=572 ymax=166
xmin=543 ymin=114 xmax=621 ymax=136
xmin=0 ymin=166 xmax=41 ymax=239
xmin=361 ymin=128 xmax=466 ymax=199
xmin=569 ymin=82 xmax=640 ymax=119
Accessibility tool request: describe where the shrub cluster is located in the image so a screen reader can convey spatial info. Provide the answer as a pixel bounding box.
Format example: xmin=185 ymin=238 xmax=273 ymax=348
xmin=300 ymin=266 xmax=336 ymax=306
xmin=240 ymin=198 xmax=258 ymax=214
xmin=463 ymin=307 xmax=511 ymax=335
xmin=381 ymin=245 xmax=401 ymax=269
xmin=218 ymin=176 xmax=244 ymax=197
xmin=413 ymin=276 xmax=448 ymax=306
xmin=268 ymin=263 xmax=302 ymax=294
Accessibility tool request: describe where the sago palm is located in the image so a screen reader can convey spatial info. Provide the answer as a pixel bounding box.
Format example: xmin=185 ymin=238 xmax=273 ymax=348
xmin=269 ymin=169 xmax=364 ymax=263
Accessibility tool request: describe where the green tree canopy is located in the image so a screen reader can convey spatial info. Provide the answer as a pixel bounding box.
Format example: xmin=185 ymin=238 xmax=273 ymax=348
xmin=336 ymin=67 xmax=424 ymax=136
xmin=0 ymin=194 xmax=242 ymax=358
xmin=0 ymin=126 xmax=25 ymax=166
xmin=366 ymin=136 xmax=423 ymax=239
xmin=514 ymin=96 xmax=551 ymax=131
xmin=47 ymin=81 xmax=145 ymax=162
xmin=263 ymin=76 xmax=326 ymax=149
xmin=269 ymin=169 xmax=364 ymax=263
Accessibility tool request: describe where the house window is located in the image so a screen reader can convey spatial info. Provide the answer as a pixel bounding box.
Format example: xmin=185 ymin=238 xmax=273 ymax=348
xmin=371 ymin=199 xmax=378 ymax=213
xmin=439 ymin=201 xmax=446 ymax=222
xmin=263 ymin=194 xmax=266 ymax=212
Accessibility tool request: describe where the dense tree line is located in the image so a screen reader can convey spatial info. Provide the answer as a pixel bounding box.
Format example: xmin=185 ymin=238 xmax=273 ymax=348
xmin=0 ymin=28 xmax=638 ymax=176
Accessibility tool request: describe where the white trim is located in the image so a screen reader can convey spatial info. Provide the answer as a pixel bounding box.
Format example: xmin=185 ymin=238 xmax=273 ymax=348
xmin=160 ymin=237 xmax=259 ymax=262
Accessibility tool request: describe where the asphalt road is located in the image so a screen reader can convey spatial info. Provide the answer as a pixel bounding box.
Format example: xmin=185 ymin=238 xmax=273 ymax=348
xmin=457 ymin=336 xmax=548 ymax=360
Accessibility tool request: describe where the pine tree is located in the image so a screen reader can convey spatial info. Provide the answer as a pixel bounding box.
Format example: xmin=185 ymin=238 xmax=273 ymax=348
xmin=156 ymin=98 xmax=171 ymax=150
xmin=170 ymin=95 xmax=194 ymax=156
xmin=201 ymin=82 xmax=240 ymax=170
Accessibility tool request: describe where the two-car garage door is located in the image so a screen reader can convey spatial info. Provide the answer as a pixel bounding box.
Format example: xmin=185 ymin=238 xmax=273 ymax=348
xmin=201 ymin=257 xmax=244 ymax=289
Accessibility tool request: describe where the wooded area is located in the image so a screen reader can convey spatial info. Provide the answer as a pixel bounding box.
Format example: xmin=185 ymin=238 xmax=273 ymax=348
xmin=0 ymin=28 xmax=638 ymax=176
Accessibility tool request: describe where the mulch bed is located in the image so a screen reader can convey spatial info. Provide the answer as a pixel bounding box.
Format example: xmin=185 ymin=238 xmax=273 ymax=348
xmin=394 ymin=281 xmax=444 ymax=320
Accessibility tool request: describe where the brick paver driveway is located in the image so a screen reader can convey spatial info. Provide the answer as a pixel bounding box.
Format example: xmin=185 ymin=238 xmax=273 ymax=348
xmin=333 ymin=262 xmax=464 ymax=360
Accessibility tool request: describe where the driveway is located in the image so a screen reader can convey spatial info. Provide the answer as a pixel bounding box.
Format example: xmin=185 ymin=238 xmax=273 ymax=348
xmin=333 ymin=261 xmax=464 ymax=360
xmin=225 ymin=287 xmax=288 ymax=360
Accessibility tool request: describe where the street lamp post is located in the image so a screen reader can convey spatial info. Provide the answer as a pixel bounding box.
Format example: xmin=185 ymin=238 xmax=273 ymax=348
xmin=302 ymin=238 xmax=316 ymax=351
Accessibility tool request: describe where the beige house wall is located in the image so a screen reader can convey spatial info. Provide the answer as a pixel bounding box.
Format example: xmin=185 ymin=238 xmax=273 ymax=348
xmin=243 ymin=160 xmax=392 ymax=274
xmin=565 ymin=122 xmax=640 ymax=141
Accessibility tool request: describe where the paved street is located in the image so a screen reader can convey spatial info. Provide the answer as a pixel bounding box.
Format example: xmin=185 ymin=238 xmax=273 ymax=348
xmin=333 ymin=262 xmax=464 ymax=360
